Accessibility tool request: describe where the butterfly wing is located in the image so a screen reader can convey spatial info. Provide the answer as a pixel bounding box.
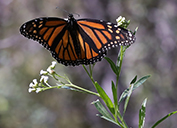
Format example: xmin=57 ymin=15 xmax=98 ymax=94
xmin=20 ymin=17 xmax=81 ymax=66
xmin=73 ymin=19 xmax=135 ymax=64
xmin=77 ymin=19 xmax=135 ymax=50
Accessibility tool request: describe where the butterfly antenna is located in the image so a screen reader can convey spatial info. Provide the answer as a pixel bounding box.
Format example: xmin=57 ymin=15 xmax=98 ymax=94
xmin=55 ymin=6 xmax=70 ymax=15
xmin=56 ymin=7 xmax=80 ymax=18
xmin=72 ymin=12 xmax=80 ymax=17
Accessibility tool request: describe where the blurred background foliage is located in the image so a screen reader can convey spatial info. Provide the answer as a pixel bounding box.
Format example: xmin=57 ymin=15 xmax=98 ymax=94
xmin=0 ymin=0 xmax=177 ymax=127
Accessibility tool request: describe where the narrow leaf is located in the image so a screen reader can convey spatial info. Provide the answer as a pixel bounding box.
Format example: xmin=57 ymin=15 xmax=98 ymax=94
xmin=92 ymin=99 xmax=113 ymax=120
xmin=94 ymin=82 xmax=114 ymax=114
xmin=112 ymin=81 xmax=118 ymax=107
xmin=105 ymin=57 xmax=119 ymax=75
xmin=133 ymin=27 xmax=138 ymax=35
xmin=119 ymin=75 xmax=150 ymax=104
xmin=123 ymin=84 xmax=133 ymax=115
xmin=97 ymin=114 xmax=120 ymax=126
xmin=139 ymin=98 xmax=147 ymax=128
xmin=119 ymin=88 xmax=129 ymax=104
xmin=134 ymin=75 xmax=150 ymax=89
xmin=151 ymin=110 xmax=177 ymax=128
xmin=130 ymin=75 xmax=137 ymax=84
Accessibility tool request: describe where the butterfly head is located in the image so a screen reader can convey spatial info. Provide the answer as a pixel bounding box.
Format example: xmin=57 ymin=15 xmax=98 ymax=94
xmin=68 ymin=14 xmax=74 ymax=20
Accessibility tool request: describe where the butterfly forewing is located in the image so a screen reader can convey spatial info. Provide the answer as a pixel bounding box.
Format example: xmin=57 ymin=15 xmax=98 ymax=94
xmin=77 ymin=19 xmax=135 ymax=49
xmin=20 ymin=18 xmax=78 ymax=65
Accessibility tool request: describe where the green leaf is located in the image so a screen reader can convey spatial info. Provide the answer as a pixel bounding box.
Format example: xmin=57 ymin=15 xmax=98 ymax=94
xmin=133 ymin=75 xmax=150 ymax=90
xmin=130 ymin=75 xmax=137 ymax=84
xmin=93 ymin=99 xmax=124 ymax=127
xmin=94 ymin=82 xmax=114 ymax=114
xmin=97 ymin=114 xmax=120 ymax=126
xmin=112 ymin=81 xmax=118 ymax=107
xmin=133 ymin=27 xmax=138 ymax=35
xmin=139 ymin=98 xmax=147 ymax=128
xmin=92 ymin=99 xmax=113 ymax=120
xmin=151 ymin=110 xmax=177 ymax=128
xmin=123 ymin=84 xmax=133 ymax=115
xmin=119 ymin=88 xmax=129 ymax=104
xmin=104 ymin=57 xmax=119 ymax=75
xmin=119 ymin=75 xmax=150 ymax=104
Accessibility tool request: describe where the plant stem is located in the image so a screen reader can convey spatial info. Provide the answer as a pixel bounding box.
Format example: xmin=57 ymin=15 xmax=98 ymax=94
xmin=83 ymin=65 xmax=96 ymax=86
xmin=116 ymin=46 xmax=125 ymax=88
xmin=52 ymin=71 xmax=100 ymax=96
xmin=115 ymin=46 xmax=129 ymax=128
xmin=117 ymin=110 xmax=129 ymax=128
xmin=67 ymin=83 xmax=100 ymax=96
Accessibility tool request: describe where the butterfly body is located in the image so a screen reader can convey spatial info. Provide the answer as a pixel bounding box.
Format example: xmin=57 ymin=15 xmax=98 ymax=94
xmin=20 ymin=14 xmax=135 ymax=66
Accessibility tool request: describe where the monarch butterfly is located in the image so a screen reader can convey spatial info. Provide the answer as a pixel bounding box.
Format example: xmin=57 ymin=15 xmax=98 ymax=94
xmin=20 ymin=14 xmax=136 ymax=66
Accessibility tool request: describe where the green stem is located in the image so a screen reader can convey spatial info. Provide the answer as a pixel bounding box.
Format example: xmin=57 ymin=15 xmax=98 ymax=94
xmin=44 ymin=83 xmax=100 ymax=96
xmin=51 ymin=71 xmax=99 ymax=96
xmin=115 ymin=46 xmax=129 ymax=128
xmin=82 ymin=65 xmax=96 ymax=86
xmin=112 ymin=113 xmax=123 ymax=127
xmin=117 ymin=110 xmax=129 ymax=128
xmin=116 ymin=46 xmax=125 ymax=88
xmin=82 ymin=46 xmax=128 ymax=127
xmin=83 ymin=65 xmax=91 ymax=78
xmin=67 ymin=83 xmax=100 ymax=96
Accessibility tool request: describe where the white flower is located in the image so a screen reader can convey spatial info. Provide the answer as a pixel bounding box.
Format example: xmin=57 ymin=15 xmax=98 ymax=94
xmin=36 ymin=88 xmax=42 ymax=93
xmin=47 ymin=61 xmax=57 ymax=74
xmin=33 ymin=79 xmax=38 ymax=85
xmin=29 ymin=82 xmax=34 ymax=87
xmin=116 ymin=16 xmax=125 ymax=26
xmin=40 ymin=70 xmax=48 ymax=75
xmin=51 ymin=61 xmax=57 ymax=68
xmin=29 ymin=79 xmax=38 ymax=88
xmin=28 ymin=88 xmax=35 ymax=93
xmin=40 ymin=75 xmax=49 ymax=83
xmin=116 ymin=16 xmax=122 ymax=22
xmin=47 ymin=67 xmax=54 ymax=74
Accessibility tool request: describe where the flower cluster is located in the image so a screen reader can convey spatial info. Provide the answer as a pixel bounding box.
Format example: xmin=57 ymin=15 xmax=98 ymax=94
xmin=28 ymin=61 xmax=57 ymax=93
xmin=116 ymin=16 xmax=130 ymax=28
